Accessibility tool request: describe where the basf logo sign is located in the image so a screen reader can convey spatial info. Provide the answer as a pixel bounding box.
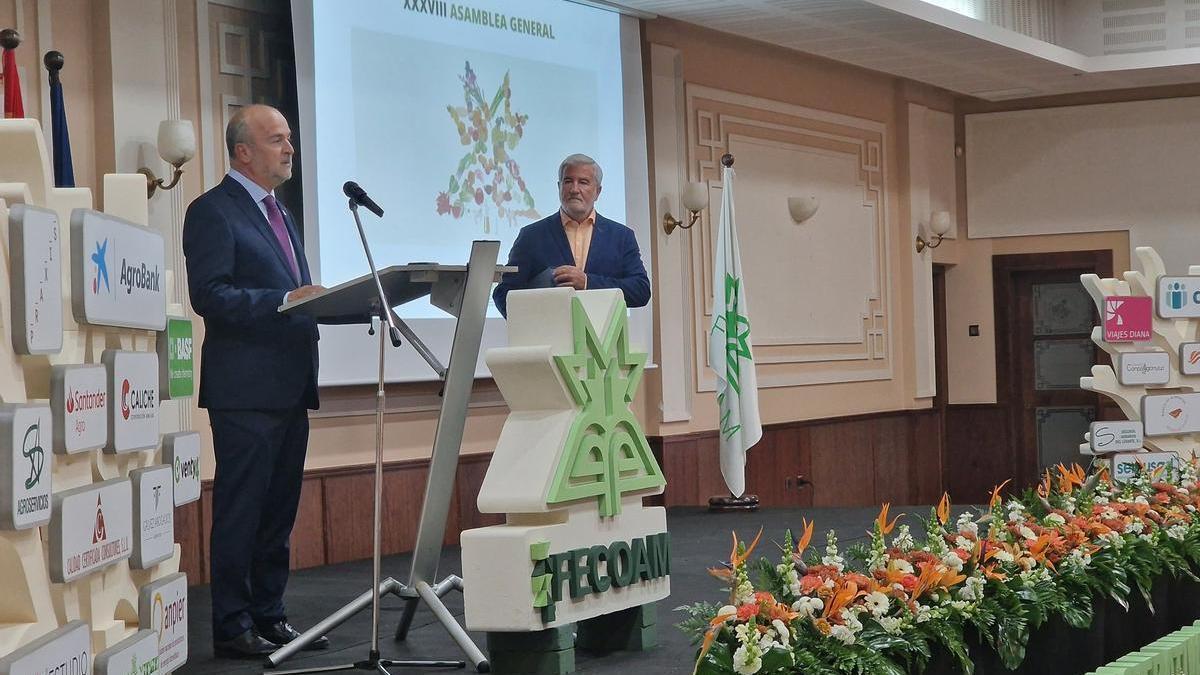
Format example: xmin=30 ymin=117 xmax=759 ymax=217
xmin=70 ymin=208 xmax=166 ymax=330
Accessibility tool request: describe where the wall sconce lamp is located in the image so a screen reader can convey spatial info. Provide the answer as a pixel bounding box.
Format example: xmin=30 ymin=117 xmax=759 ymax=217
xmin=915 ymin=210 xmax=952 ymax=253
xmin=139 ymin=120 xmax=196 ymax=198
xmin=787 ymin=196 xmax=820 ymax=224
xmin=663 ymin=182 xmax=709 ymax=235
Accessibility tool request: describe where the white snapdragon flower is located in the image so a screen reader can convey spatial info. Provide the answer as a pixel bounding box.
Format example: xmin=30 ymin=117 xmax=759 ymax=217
xmin=957 ymin=512 xmax=979 ymax=537
xmin=958 ymin=576 xmax=985 ymax=601
xmin=943 ymin=551 xmax=964 ymax=572
xmin=771 ymin=619 xmax=791 ymax=648
xmin=829 ymin=624 xmax=856 ymax=644
xmin=878 ymin=616 xmax=904 ymax=635
xmin=732 ymin=644 xmax=762 ymax=675
xmin=1168 ymin=524 xmax=1189 ymax=541
xmin=993 ymin=550 xmax=1015 ymax=564
xmin=1125 ymin=519 xmax=1145 ymax=535
xmin=791 ymin=596 xmax=824 ymax=617
xmin=892 ymin=525 xmax=915 ymax=551
xmin=914 ymin=603 xmax=932 ymax=623
xmin=840 ymin=609 xmax=863 ymax=634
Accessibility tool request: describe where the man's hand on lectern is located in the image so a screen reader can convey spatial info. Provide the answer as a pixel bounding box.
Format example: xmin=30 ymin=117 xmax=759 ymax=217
xmin=553 ymin=265 xmax=587 ymax=290
xmin=287 ymin=284 xmax=326 ymax=303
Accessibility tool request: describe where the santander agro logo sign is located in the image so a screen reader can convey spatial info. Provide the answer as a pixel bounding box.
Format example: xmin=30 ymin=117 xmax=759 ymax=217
xmin=52 ymin=364 xmax=108 ymax=455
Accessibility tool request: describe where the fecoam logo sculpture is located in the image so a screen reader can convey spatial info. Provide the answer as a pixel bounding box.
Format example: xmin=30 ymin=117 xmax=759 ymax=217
xmin=461 ymin=288 xmax=669 ymax=633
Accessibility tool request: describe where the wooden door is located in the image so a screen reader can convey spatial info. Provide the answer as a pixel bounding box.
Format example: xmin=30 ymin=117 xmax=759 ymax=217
xmin=994 ymin=252 xmax=1112 ymax=491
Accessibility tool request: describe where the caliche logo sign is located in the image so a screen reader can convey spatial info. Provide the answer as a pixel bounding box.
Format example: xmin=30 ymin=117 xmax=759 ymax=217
xmin=71 ymin=208 xmax=167 ymax=330
xmin=138 ymin=573 xmax=189 ymax=672
xmin=1103 ymin=296 xmax=1152 ymax=342
xmin=103 ymin=350 xmax=160 ymax=453
xmin=52 ymin=364 xmax=108 ymax=454
xmin=0 ymin=404 xmax=53 ymax=530
xmin=50 ymin=477 xmax=132 ymax=583
xmin=1157 ymin=276 xmax=1200 ymax=319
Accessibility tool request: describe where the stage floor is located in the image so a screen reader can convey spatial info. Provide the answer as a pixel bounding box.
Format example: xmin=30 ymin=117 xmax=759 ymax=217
xmin=178 ymin=506 xmax=904 ymax=674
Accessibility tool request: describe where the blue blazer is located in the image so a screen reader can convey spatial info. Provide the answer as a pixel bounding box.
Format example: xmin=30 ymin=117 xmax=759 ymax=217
xmin=492 ymin=212 xmax=650 ymax=317
xmin=183 ymin=175 xmax=319 ymax=411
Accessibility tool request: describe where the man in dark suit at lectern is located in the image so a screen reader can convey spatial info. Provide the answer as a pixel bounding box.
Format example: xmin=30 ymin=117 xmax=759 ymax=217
xmin=492 ymin=153 xmax=650 ymax=317
xmin=183 ymin=104 xmax=329 ymax=658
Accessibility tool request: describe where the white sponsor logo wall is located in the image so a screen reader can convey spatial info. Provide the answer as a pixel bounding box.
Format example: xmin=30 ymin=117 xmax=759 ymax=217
xmin=1088 ymin=421 xmax=1144 ymax=454
xmin=9 ymin=204 xmax=63 ymax=355
xmin=103 ymin=350 xmax=159 ymax=453
xmin=1118 ymin=351 xmax=1171 ymax=385
xmin=94 ymin=629 xmax=160 ymax=675
xmin=50 ymin=477 xmax=132 ymax=583
xmin=0 ymin=404 xmax=53 ymax=530
xmin=1142 ymin=392 xmax=1200 ymax=436
xmin=0 ymin=620 xmax=90 ymax=675
xmin=162 ymin=432 xmax=200 ymax=506
xmin=140 ymin=573 xmax=188 ymax=672
xmin=71 ymin=208 xmax=166 ymax=330
xmin=51 ymin=364 xmax=108 ymax=454
xmin=131 ymin=465 xmax=174 ymax=569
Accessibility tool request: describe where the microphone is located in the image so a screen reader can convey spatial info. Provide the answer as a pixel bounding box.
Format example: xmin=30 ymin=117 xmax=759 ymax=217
xmin=343 ymin=181 xmax=384 ymax=217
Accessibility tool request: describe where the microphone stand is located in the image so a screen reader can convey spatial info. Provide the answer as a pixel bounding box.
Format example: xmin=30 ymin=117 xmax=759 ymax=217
xmin=269 ymin=200 xmax=463 ymax=675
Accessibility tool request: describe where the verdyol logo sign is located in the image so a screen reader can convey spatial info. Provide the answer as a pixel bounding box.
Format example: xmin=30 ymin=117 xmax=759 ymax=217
xmin=163 ymin=432 xmax=201 ymax=506
xmin=71 ymin=208 xmax=166 ymax=330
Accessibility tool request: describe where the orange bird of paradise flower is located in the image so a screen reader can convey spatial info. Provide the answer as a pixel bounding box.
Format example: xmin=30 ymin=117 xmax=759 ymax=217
xmin=875 ymin=503 xmax=902 ymax=536
xmin=989 ymin=479 xmax=1012 ymax=509
xmin=936 ymin=493 xmax=951 ymax=526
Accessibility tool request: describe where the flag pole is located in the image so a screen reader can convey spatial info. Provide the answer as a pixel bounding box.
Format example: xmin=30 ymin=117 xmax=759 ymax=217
xmin=1 ymin=28 xmax=23 ymax=120
xmin=707 ymin=152 xmax=761 ymax=513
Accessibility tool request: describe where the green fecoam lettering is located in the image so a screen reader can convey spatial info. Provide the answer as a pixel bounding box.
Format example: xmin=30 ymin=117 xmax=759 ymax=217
xmin=537 ymin=533 xmax=670 ymax=623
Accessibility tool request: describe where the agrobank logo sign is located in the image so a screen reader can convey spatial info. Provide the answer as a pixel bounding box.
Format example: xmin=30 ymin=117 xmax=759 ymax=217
xmin=71 ymin=209 xmax=166 ymax=331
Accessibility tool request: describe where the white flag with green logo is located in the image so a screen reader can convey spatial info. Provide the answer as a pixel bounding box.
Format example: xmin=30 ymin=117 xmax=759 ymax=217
xmin=708 ymin=164 xmax=762 ymax=498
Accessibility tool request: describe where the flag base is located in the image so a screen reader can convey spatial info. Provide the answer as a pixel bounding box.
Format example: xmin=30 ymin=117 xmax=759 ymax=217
xmin=707 ymin=494 xmax=759 ymax=512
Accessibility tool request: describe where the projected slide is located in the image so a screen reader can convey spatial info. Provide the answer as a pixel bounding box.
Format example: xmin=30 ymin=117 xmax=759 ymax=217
xmin=309 ymin=0 xmax=627 ymax=318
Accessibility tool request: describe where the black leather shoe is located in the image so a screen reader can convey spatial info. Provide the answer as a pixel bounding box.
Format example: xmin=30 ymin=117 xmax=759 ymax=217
xmin=257 ymin=620 xmax=330 ymax=650
xmin=213 ymin=629 xmax=277 ymax=659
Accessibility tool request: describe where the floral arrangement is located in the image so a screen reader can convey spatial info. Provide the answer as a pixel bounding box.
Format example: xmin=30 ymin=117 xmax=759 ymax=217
xmin=680 ymin=458 xmax=1200 ymax=674
xmin=436 ymin=61 xmax=540 ymax=232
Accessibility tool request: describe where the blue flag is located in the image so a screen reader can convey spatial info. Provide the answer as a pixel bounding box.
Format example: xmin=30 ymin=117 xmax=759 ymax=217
xmin=47 ymin=53 xmax=74 ymax=188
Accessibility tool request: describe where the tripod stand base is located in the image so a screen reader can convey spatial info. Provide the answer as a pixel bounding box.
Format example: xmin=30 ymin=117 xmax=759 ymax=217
xmin=269 ymin=648 xmax=465 ymax=675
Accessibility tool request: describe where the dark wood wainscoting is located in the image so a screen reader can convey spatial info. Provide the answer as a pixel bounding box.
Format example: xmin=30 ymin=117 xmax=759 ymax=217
xmin=650 ymin=410 xmax=946 ymax=508
xmin=174 ymin=407 xmax=1001 ymax=585
xmin=173 ymin=452 xmax=502 ymax=585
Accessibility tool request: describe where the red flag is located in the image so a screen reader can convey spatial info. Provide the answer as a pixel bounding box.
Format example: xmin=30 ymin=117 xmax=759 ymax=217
xmin=2 ymin=47 xmax=23 ymax=119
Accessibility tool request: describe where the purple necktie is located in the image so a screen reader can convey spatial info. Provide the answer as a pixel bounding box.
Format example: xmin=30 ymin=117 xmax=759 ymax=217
xmin=262 ymin=195 xmax=299 ymax=281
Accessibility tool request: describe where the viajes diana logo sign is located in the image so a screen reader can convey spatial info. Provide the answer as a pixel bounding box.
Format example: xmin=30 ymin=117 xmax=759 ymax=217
xmin=71 ymin=209 xmax=166 ymax=330
xmin=1103 ymin=296 xmax=1152 ymax=342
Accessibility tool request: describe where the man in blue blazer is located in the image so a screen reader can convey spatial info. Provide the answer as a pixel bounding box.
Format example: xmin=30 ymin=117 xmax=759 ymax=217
xmin=492 ymin=154 xmax=650 ymax=317
xmin=183 ymin=104 xmax=329 ymax=658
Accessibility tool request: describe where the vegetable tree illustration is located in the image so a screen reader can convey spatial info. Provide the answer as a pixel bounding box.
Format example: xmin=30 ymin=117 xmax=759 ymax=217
xmin=436 ymin=61 xmax=540 ymax=232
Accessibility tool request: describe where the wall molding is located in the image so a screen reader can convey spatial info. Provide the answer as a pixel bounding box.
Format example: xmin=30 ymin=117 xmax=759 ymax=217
xmin=684 ymin=84 xmax=893 ymax=391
